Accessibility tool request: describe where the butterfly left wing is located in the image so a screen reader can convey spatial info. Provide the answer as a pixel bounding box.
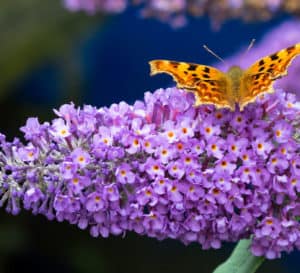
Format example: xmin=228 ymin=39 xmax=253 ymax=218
xmin=240 ymin=43 xmax=300 ymax=110
xmin=149 ymin=60 xmax=234 ymax=110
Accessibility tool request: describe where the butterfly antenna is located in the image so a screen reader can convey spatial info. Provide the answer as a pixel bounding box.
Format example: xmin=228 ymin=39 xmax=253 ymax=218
xmin=245 ymin=38 xmax=256 ymax=54
xmin=203 ymin=44 xmax=226 ymax=64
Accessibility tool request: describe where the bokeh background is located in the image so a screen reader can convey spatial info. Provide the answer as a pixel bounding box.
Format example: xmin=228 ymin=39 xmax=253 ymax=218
xmin=0 ymin=1 xmax=300 ymax=273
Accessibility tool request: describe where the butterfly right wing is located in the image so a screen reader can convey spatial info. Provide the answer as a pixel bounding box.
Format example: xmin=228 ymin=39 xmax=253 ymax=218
xmin=149 ymin=60 xmax=234 ymax=110
xmin=240 ymin=43 xmax=300 ymax=110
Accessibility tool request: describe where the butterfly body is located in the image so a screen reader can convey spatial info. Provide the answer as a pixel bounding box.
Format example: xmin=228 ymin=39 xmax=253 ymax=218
xmin=149 ymin=43 xmax=300 ymax=111
xmin=226 ymin=65 xmax=244 ymax=110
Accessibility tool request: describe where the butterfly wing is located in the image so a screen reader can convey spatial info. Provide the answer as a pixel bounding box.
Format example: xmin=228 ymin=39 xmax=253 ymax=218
xmin=240 ymin=43 xmax=300 ymax=110
xmin=149 ymin=60 xmax=234 ymax=110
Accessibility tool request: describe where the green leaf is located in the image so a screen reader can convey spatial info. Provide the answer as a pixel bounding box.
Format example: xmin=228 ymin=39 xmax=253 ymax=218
xmin=213 ymin=239 xmax=265 ymax=273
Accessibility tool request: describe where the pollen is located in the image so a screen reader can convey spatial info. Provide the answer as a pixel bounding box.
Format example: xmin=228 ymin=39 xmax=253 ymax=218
xmin=176 ymin=142 xmax=184 ymax=150
xmin=221 ymin=161 xmax=227 ymax=167
xmin=205 ymin=127 xmax=212 ymax=134
xmin=27 ymin=151 xmax=34 ymax=158
xmin=231 ymin=145 xmax=237 ymax=151
xmin=211 ymin=144 xmax=217 ymax=151
xmin=72 ymin=178 xmax=79 ymax=184
xmin=266 ymin=219 xmax=273 ymax=225
xmin=244 ymin=168 xmax=250 ymax=174
xmin=120 ymin=170 xmax=127 ymax=176
xmin=189 ymin=186 xmax=195 ymax=192
xmin=60 ymin=129 xmax=68 ymax=136
xmin=152 ymin=165 xmax=159 ymax=171
xmin=95 ymin=196 xmax=101 ymax=202
xmin=275 ymin=130 xmax=282 ymax=137
xmin=133 ymin=139 xmax=139 ymax=146
xmin=161 ymin=149 xmax=168 ymax=155
xmin=185 ymin=157 xmax=192 ymax=163
xmin=144 ymin=141 xmax=150 ymax=147
xmin=212 ymin=188 xmax=220 ymax=195
xmin=167 ymin=131 xmax=175 ymax=138
xmin=189 ymin=171 xmax=195 ymax=177
xmin=257 ymin=143 xmax=263 ymax=150
xmin=280 ymin=148 xmax=286 ymax=154
xmin=171 ymin=186 xmax=177 ymax=192
xmin=236 ymin=116 xmax=242 ymax=122
xmin=145 ymin=189 xmax=152 ymax=196
xmin=77 ymin=156 xmax=85 ymax=163
xmin=159 ymin=179 xmax=165 ymax=185
xmin=182 ymin=127 xmax=188 ymax=134
xmin=291 ymin=178 xmax=297 ymax=185
xmin=242 ymin=154 xmax=249 ymax=160
xmin=271 ymin=158 xmax=278 ymax=164
xmin=215 ymin=112 xmax=223 ymax=119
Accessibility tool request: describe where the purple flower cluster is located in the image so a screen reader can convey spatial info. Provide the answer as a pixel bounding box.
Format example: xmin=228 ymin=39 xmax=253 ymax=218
xmin=216 ymin=20 xmax=300 ymax=98
xmin=63 ymin=0 xmax=300 ymax=28
xmin=64 ymin=0 xmax=127 ymax=14
xmin=1 ymin=87 xmax=300 ymax=259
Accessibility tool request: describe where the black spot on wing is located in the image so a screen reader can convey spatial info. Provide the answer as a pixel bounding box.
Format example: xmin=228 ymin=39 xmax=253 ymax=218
xmin=287 ymin=46 xmax=295 ymax=53
xmin=203 ymin=67 xmax=210 ymax=73
xmin=270 ymin=54 xmax=279 ymax=61
xmin=259 ymin=60 xmax=265 ymax=66
xmin=258 ymin=66 xmax=265 ymax=72
xmin=188 ymin=64 xmax=197 ymax=71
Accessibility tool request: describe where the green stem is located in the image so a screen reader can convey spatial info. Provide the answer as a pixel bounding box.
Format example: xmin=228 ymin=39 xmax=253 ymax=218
xmin=212 ymin=239 xmax=265 ymax=273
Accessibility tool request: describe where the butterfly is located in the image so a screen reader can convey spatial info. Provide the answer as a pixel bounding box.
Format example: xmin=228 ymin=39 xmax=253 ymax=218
xmin=149 ymin=43 xmax=300 ymax=111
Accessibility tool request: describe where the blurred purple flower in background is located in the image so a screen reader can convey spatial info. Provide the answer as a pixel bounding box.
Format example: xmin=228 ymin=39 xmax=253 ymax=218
xmin=63 ymin=0 xmax=300 ymax=28
xmin=1 ymin=86 xmax=300 ymax=259
xmin=216 ymin=20 xmax=300 ymax=97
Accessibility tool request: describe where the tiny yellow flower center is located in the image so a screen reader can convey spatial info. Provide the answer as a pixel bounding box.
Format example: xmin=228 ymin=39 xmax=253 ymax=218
xmin=236 ymin=116 xmax=242 ymax=122
xmin=72 ymin=178 xmax=79 ymax=184
xmin=145 ymin=189 xmax=152 ymax=196
xmin=167 ymin=131 xmax=174 ymax=138
xmin=275 ymin=130 xmax=282 ymax=137
xmin=78 ymin=156 xmax=85 ymax=163
xmin=176 ymin=143 xmax=184 ymax=150
xmin=171 ymin=186 xmax=177 ymax=192
xmin=266 ymin=219 xmax=273 ymax=225
xmin=152 ymin=165 xmax=159 ymax=171
xmin=205 ymin=127 xmax=212 ymax=134
xmin=271 ymin=158 xmax=278 ymax=164
xmin=221 ymin=161 xmax=227 ymax=167
xmin=291 ymin=178 xmax=297 ymax=185
xmin=161 ymin=149 xmax=168 ymax=155
xmin=212 ymin=188 xmax=220 ymax=195
xmin=133 ymin=139 xmax=139 ymax=146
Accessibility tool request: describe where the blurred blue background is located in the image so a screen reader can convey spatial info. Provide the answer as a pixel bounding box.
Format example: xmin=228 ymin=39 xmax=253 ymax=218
xmin=0 ymin=2 xmax=297 ymax=273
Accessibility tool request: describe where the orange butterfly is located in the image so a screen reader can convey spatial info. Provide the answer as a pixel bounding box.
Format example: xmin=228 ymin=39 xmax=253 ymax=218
xmin=149 ymin=43 xmax=300 ymax=111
